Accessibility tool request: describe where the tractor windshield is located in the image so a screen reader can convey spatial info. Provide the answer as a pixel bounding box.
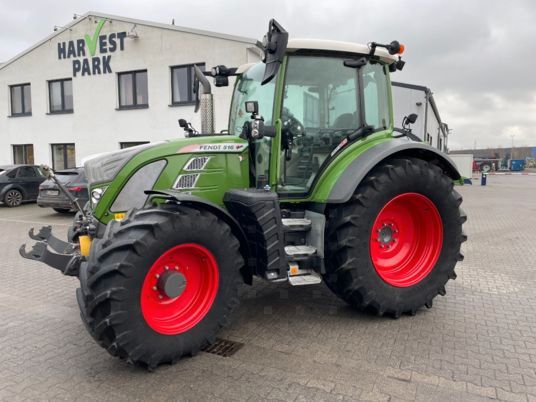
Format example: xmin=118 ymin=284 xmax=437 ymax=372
xmin=229 ymin=63 xmax=276 ymax=135
xmin=279 ymin=55 xmax=390 ymax=194
xmin=230 ymin=63 xmax=277 ymax=184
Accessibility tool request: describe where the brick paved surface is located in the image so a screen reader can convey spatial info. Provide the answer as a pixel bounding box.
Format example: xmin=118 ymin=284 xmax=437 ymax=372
xmin=1 ymin=176 xmax=535 ymax=401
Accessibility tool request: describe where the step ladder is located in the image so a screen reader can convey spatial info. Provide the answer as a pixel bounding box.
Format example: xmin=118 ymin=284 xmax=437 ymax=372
xmin=286 ymin=261 xmax=322 ymax=286
xmin=282 ymin=217 xmax=322 ymax=286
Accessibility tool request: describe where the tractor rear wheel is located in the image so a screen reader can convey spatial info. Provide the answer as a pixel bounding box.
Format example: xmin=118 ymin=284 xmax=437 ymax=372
xmin=324 ymin=157 xmax=466 ymax=317
xmin=77 ymin=205 xmax=243 ymax=369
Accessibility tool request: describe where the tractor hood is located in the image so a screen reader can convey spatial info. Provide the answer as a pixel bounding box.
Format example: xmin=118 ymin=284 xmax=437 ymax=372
xmin=84 ymin=136 xmax=248 ymax=185
xmin=86 ymin=135 xmax=250 ymax=224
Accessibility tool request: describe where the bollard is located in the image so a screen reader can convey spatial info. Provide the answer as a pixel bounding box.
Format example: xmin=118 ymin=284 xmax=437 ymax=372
xmin=481 ymin=172 xmax=487 ymax=186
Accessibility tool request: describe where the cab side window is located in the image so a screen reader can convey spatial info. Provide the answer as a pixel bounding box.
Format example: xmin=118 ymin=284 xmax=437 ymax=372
xmin=362 ymin=63 xmax=390 ymax=130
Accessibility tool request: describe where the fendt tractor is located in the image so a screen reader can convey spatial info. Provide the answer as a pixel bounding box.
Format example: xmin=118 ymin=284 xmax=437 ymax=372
xmin=21 ymin=20 xmax=466 ymax=369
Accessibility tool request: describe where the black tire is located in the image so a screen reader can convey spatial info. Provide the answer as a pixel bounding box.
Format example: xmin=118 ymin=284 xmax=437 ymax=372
xmin=4 ymin=189 xmax=23 ymax=207
xmin=53 ymin=208 xmax=71 ymax=213
xmin=324 ymin=157 xmax=466 ymax=317
xmin=77 ymin=205 xmax=244 ymax=369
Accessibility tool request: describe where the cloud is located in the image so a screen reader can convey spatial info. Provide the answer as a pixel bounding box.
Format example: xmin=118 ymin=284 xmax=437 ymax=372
xmin=1 ymin=0 xmax=535 ymax=149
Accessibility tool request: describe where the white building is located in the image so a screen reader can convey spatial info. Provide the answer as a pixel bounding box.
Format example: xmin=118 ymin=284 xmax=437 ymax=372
xmin=392 ymin=82 xmax=449 ymax=153
xmin=0 ymin=11 xmax=259 ymax=169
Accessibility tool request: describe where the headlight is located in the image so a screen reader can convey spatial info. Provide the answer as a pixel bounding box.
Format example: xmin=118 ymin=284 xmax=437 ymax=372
xmin=84 ymin=143 xmax=160 ymax=184
xmin=91 ymin=187 xmax=107 ymax=205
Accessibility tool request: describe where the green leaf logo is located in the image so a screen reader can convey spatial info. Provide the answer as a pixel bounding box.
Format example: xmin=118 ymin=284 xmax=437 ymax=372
xmin=85 ymin=20 xmax=106 ymax=57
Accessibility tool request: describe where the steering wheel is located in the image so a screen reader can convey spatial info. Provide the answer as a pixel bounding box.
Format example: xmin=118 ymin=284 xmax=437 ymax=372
xmin=280 ymin=108 xmax=306 ymax=161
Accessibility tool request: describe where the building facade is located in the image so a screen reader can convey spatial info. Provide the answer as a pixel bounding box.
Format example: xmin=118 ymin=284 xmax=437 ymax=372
xmin=392 ymin=82 xmax=449 ymax=153
xmin=0 ymin=12 xmax=259 ymax=169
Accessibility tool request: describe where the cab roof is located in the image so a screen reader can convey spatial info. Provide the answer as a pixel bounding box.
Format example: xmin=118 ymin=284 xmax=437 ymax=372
xmin=286 ymin=39 xmax=397 ymax=64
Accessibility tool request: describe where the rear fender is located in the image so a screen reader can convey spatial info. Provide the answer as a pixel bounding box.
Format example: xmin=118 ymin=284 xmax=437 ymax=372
xmin=326 ymin=138 xmax=461 ymax=203
xmin=145 ymin=189 xmax=253 ymax=284
xmin=0 ymin=184 xmax=26 ymax=199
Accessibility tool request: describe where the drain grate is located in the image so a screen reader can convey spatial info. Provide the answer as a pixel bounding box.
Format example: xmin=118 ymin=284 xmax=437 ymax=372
xmin=201 ymin=338 xmax=244 ymax=357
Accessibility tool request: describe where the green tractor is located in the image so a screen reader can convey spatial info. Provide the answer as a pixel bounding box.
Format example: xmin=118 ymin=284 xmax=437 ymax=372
xmin=21 ymin=20 xmax=466 ymax=369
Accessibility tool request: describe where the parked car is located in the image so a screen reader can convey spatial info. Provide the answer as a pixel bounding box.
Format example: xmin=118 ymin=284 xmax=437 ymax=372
xmin=0 ymin=165 xmax=46 ymax=207
xmin=37 ymin=168 xmax=89 ymax=213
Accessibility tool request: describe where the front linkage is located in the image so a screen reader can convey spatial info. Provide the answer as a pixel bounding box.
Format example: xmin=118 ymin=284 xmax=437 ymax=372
xmin=19 ymin=165 xmax=92 ymax=277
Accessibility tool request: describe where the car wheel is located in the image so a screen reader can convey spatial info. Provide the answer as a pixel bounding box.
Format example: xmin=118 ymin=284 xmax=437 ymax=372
xmin=4 ymin=189 xmax=23 ymax=207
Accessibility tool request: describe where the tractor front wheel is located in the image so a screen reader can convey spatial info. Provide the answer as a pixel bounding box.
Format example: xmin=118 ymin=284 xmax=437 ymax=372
xmin=324 ymin=157 xmax=467 ymax=317
xmin=77 ymin=205 xmax=243 ymax=369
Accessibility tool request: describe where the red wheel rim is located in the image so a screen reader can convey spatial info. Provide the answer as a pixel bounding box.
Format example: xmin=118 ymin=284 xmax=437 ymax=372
xmin=141 ymin=243 xmax=219 ymax=335
xmin=370 ymin=193 xmax=443 ymax=287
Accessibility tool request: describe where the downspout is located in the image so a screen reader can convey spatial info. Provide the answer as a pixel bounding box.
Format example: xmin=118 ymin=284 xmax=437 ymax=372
xmin=424 ymin=89 xmax=429 ymax=144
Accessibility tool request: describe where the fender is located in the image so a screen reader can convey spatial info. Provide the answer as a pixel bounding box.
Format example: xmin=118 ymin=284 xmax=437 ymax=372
xmin=0 ymin=183 xmax=26 ymax=199
xmin=145 ymin=189 xmax=253 ymax=284
xmin=327 ymin=137 xmax=461 ymax=203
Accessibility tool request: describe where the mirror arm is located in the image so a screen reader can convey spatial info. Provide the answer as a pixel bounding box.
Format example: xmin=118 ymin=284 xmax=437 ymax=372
xmin=393 ymin=127 xmax=421 ymax=142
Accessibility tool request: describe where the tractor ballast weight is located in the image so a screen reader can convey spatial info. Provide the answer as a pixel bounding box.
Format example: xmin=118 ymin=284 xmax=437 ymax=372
xmin=20 ymin=19 xmax=466 ymax=370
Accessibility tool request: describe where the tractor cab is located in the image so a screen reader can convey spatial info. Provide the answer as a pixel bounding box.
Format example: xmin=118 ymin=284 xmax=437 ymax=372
xmin=229 ymin=40 xmax=395 ymax=195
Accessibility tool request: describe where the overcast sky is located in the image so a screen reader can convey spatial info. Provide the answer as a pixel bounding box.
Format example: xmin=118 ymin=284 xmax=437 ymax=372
xmin=1 ymin=0 xmax=535 ymax=149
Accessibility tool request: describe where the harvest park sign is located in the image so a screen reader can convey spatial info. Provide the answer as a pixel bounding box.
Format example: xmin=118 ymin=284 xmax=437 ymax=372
xmin=57 ymin=20 xmax=127 ymax=77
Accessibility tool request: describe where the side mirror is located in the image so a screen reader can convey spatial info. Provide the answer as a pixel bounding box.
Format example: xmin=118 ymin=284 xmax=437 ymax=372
xmin=261 ymin=19 xmax=288 ymax=85
xmin=406 ymin=113 xmax=418 ymax=124
xmin=402 ymin=113 xmax=418 ymax=131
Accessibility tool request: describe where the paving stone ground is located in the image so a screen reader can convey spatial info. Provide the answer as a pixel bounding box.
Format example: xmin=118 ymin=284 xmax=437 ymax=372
xmin=1 ymin=175 xmax=535 ymax=401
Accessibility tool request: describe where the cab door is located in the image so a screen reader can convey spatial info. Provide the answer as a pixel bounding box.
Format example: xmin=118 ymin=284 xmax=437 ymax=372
xmin=276 ymin=54 xmax=391 ymax=197
xmin=277 ymin=54 xmax=361 ymax=195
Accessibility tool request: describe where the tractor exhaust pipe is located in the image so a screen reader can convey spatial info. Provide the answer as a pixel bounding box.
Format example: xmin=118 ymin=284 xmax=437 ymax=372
xmin=193 ymin=65 xmax=214 ymax=134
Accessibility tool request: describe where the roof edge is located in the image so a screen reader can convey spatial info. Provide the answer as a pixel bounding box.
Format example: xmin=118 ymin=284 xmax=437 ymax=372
xmin=391 ymin=81 xmax=430 ymax=93
xmin=0 ymin=11 xmax=257 ymax=72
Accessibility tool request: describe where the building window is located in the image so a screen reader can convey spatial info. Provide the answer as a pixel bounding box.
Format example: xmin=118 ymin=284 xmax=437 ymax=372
xmin=10 ymin=84 xmax=32 ymax=116
xmin=118 ymin=70 xmax=148 ymax=109
xmin=51 ymin=144 xmax=76 ymax=170
xmin=171 ymin=63 xmax=205 ymax=105
xmin=12 ymin=144 xmax=34 ymax=164
xmin=120 ymin=141 xmax=150 ymax=149
xmin=48 ymin=79 xmax=73 ymax=113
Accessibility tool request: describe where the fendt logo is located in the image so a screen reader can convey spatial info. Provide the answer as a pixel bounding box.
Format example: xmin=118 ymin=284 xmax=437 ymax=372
xmin=57 ymin=20 xmax=127 ymax=77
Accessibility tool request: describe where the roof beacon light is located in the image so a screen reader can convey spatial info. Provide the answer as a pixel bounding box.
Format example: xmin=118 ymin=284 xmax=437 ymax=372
xmin=369 ymin=40 xmax=405 ymax=56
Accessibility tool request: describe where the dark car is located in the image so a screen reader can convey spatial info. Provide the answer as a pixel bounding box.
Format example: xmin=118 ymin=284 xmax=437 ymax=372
xmin=0 ymin=165 xmax=46 ymax=207
xmin=37 ymin=168 xmax=89 ymax=213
